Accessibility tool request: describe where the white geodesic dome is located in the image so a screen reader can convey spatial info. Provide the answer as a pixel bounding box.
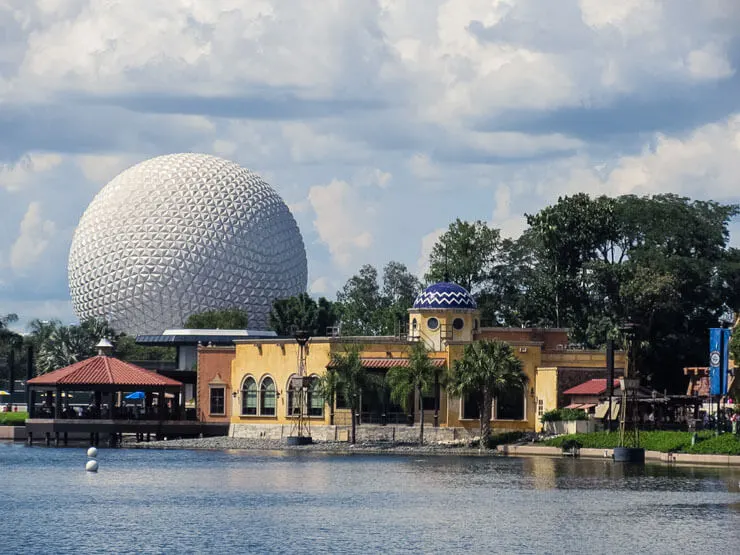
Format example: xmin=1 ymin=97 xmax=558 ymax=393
xmin=68 ymin=153 xmax=307 ymax=334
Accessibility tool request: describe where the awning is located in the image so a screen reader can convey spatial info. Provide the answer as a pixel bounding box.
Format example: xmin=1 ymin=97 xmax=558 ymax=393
xmin=580 ymin=403 xmax=596 ymax=411
xmin=594 ymin=403 xmax=609 ymax=418
xmin=564 ymin=403 xmax=583 ymax=409
xmin=611 ymin=402 xmax=621 ymax=419
xmin=329 ymin=358 xmax=446 ymax=369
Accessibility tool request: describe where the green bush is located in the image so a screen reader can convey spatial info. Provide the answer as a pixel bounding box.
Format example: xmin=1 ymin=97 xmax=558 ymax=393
xmin=485 ymin=431 xmax=525 ymax=448
xmin=542 ymin=430 xmax=740 ymax=454
xmin=0 ymin=411 xmax=28 ymax=426
xmin=685 ymin=433 xmax=740 ymax=455
xmin=540 ymin=408 xmax=588 ymax=423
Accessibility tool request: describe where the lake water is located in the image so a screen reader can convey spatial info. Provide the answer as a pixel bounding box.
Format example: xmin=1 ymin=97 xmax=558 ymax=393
xmin=1 ymin=443 xmax=739 ymax=554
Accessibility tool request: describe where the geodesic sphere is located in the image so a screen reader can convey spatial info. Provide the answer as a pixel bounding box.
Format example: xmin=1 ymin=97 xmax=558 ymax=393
xmin=68 ymin=153 xmax=307 ymax=335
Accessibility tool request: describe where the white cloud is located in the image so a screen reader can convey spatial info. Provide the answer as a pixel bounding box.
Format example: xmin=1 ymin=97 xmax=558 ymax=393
xmin=0 ymin=153 xmax=63 ymax=192
xmin=417 ymin=227 xmax=445 ymax=278
xmin=307 ymin=179 xmax=375 ymax=269
xmin=10 ymin=201 xmax=57 ymax=273
xmin=586 ymin=113 xmax=740 ymax=198
xmin=75 ymin=154 xmax=131 ymax=184
xmin=686 ymin=44 xmax=735 ymax=80
xmin=309 ymin=276 xmax=330 ymax=294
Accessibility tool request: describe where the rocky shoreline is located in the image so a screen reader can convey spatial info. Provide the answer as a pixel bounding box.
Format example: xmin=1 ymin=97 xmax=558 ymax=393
xmin=127 ymin=435 xmax=504 ymax=456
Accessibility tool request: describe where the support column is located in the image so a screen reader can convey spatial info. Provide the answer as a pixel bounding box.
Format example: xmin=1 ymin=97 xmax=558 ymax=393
xmin=433 ymin=371 xmax=440 ymax=428
xmin=29 ymin=389 xmax=36 ymax=418
xmin=55 ymin=388 xmax=62 ymax=418
xmin=158 ymin=388 xmax=166 ymax=421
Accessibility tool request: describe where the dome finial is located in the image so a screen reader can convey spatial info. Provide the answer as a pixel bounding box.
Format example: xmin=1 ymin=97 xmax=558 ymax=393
xmin=96 ymin=338 xmax=113 ymax=356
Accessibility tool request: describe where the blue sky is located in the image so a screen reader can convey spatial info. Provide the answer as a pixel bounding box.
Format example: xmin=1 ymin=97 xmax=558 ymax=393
xmin=1 ymin=0 xmax=739 ymax=330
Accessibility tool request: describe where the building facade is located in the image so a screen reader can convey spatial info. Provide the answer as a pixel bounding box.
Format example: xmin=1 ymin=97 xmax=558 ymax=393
xmin=197 ymin=282 xmax=624 ymax=436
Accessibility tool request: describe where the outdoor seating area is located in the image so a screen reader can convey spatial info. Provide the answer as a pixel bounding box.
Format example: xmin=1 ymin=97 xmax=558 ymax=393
xmin=21 ymin=342 xmax=230 ymax=446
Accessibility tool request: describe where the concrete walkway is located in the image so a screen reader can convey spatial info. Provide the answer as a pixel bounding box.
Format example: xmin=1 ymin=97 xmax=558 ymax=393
xmin=498 ymin=443 xmax=740 ymax=467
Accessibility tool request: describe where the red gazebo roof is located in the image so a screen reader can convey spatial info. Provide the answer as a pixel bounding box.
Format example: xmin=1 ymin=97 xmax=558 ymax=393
xmin=27 ymin=356 xmax=182 ymax=387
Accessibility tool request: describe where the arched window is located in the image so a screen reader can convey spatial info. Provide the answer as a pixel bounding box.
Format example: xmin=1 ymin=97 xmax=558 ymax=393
xmin=241 ymin=377 xmax=257 ymax=415
xmin=260 ymin=377 xmax=276 ymax=416
xmin=307 ymin=376 xmax=323 ymax=417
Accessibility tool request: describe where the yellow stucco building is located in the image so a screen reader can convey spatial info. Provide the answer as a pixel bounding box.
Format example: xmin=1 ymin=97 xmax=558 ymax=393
xmin=199 ymin=281 xmax=623 ymax=438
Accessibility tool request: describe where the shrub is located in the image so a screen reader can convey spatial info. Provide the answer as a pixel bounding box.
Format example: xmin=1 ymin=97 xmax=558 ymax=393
xmin=540 ymin=408 xmax=588 ymax=423
xmin=542 ymin=430 xmax=734 ymax=453
xmin=485 ymin=431 xmax=525 ymax=448
xmin=685 ymin=433 xmax=740 ymax=455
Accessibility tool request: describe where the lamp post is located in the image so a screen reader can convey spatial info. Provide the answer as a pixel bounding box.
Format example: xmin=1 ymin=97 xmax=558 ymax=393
xmin=287 ymin=330 xmax=313 ymax=446
xmin=614 ymin=322 xmax=645 ymax=463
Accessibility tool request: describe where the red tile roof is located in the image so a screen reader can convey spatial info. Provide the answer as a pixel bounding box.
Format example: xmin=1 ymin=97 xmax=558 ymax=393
xmin=563 ymin=378 xmax=620 ymax=396
xmin=27 ymin=356 xmax=182 ymax=387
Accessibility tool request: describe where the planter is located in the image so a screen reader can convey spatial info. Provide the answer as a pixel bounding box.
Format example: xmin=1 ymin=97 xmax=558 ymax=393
xmin=613 ymin=447 xmax=645 ymax=463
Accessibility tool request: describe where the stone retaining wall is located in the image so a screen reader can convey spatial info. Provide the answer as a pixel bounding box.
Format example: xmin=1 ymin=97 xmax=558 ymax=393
xmin=231 ymin=423 xmax=475 ymax=443
xmin=0 ymin=426 xmax=25 ymax=440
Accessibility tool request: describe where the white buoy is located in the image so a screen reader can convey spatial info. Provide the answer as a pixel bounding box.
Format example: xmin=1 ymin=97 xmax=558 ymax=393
xmin=87 ymin=447 xmax=98 ymax=458
xmin=85 ymin=459 xmax=99 ymax=472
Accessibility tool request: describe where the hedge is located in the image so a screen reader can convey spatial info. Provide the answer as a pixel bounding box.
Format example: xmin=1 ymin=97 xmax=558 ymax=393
xmin=0 ymin=411 xmax=28 ymax=426
xmin=543 ymin=430 xmax=740 ymax=455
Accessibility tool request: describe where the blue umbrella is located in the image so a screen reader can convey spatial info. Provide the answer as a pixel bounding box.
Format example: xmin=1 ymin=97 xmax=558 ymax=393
xmin=125 ymin=391 xmax=145 ymax=400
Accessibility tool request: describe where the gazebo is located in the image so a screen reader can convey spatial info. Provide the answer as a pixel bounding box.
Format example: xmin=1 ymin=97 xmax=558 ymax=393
xmin=25 ymin=340 xmax=186 ymax=446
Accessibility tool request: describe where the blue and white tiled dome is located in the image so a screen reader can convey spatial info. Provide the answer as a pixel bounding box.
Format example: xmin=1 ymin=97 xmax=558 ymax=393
xmin=413 ymin=282 xmax=477 ymax=310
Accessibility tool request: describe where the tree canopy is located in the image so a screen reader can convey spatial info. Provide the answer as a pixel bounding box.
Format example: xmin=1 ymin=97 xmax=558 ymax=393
xmin=425 ymin=219 xmax=501 ymax=293
xmin=268 ymin=293 xmax=338 ymax=336
xmin=335 ymin=261 xmax=421 ymax=336
xmin=184 ymin=308 xmax=249 ymax=329
xmin=427 ymin=194 xmax=740 ymax=391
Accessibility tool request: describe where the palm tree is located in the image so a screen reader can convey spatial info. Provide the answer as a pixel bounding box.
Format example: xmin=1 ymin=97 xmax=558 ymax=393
xmin=329 ymin=347 xmax=379 ymax=444
xmin=447 ymin=339 xmax=528 ymax=448
xmin=386 ymin=341 xmax=437 ymax=445
xmin=317 ymin=367 xmax=340 ymax=425
xmin=35 ymin=318 xmax=114 ymax=373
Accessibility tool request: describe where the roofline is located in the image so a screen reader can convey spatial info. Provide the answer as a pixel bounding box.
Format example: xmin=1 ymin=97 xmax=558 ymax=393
xmin=233 ymin=335 xmax=411 ymax=345
xmin=479 ymin=327 xmax=570 ymax=332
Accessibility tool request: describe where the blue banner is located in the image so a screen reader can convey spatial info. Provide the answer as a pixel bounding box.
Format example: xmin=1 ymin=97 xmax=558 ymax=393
xmin=709 ymin=328 xmax=731 ymax=396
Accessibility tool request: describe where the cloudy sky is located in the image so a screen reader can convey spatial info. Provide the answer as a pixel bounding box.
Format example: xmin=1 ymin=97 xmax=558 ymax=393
xmin=1 ymin=0 xmax=739 ymax=330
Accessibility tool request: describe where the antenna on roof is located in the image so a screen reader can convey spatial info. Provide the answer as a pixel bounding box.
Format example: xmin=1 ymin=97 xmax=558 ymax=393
xmin=443 ymin=242 xmax=450 ymax=282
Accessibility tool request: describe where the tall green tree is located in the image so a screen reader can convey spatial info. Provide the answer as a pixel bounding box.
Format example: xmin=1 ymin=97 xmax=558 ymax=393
xmin=425 ymin=219 xmax=501 ymax=293
xmin=447 ymin=339 xmax=527 ymax=447
xmin=516 ymin=193 xmax=740 ymax=390
xmin=268 ymin=294 xmax=338 ymax=336
xmin=329 ymin=347 xmax=379 ymax=444
xmin=386 ymin=342 xmax=437 ymax=445
xmin=336 ymin=265 xmax=385 ymax=336
xmin=185 ymin=308 xmax=249 ymax=329
xmin=380 ymin=261 xmax=422 ymax=334
xmin=335 ymin=262 xmax=420 ymax=336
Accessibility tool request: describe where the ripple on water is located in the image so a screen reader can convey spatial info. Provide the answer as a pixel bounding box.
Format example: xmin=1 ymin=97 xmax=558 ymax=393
xmin=0 ymin=443 xmax=738 ymax=554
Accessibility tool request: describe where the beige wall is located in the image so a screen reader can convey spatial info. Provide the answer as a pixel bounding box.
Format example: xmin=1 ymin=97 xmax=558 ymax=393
xmin=534 ymin=367 xmax=558 ymax=432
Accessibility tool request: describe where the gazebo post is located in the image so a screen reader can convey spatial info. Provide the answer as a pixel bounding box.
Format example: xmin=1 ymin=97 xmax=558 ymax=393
xmin=145 ymin=392 xmax=153 ymax=419
xmin=158 ymin=388 xmax=166 ymax=421
xmin=28 ymin=388 xmax=36 ymax=418
xmin=55 ymin=387 xmax=62 ymax=418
